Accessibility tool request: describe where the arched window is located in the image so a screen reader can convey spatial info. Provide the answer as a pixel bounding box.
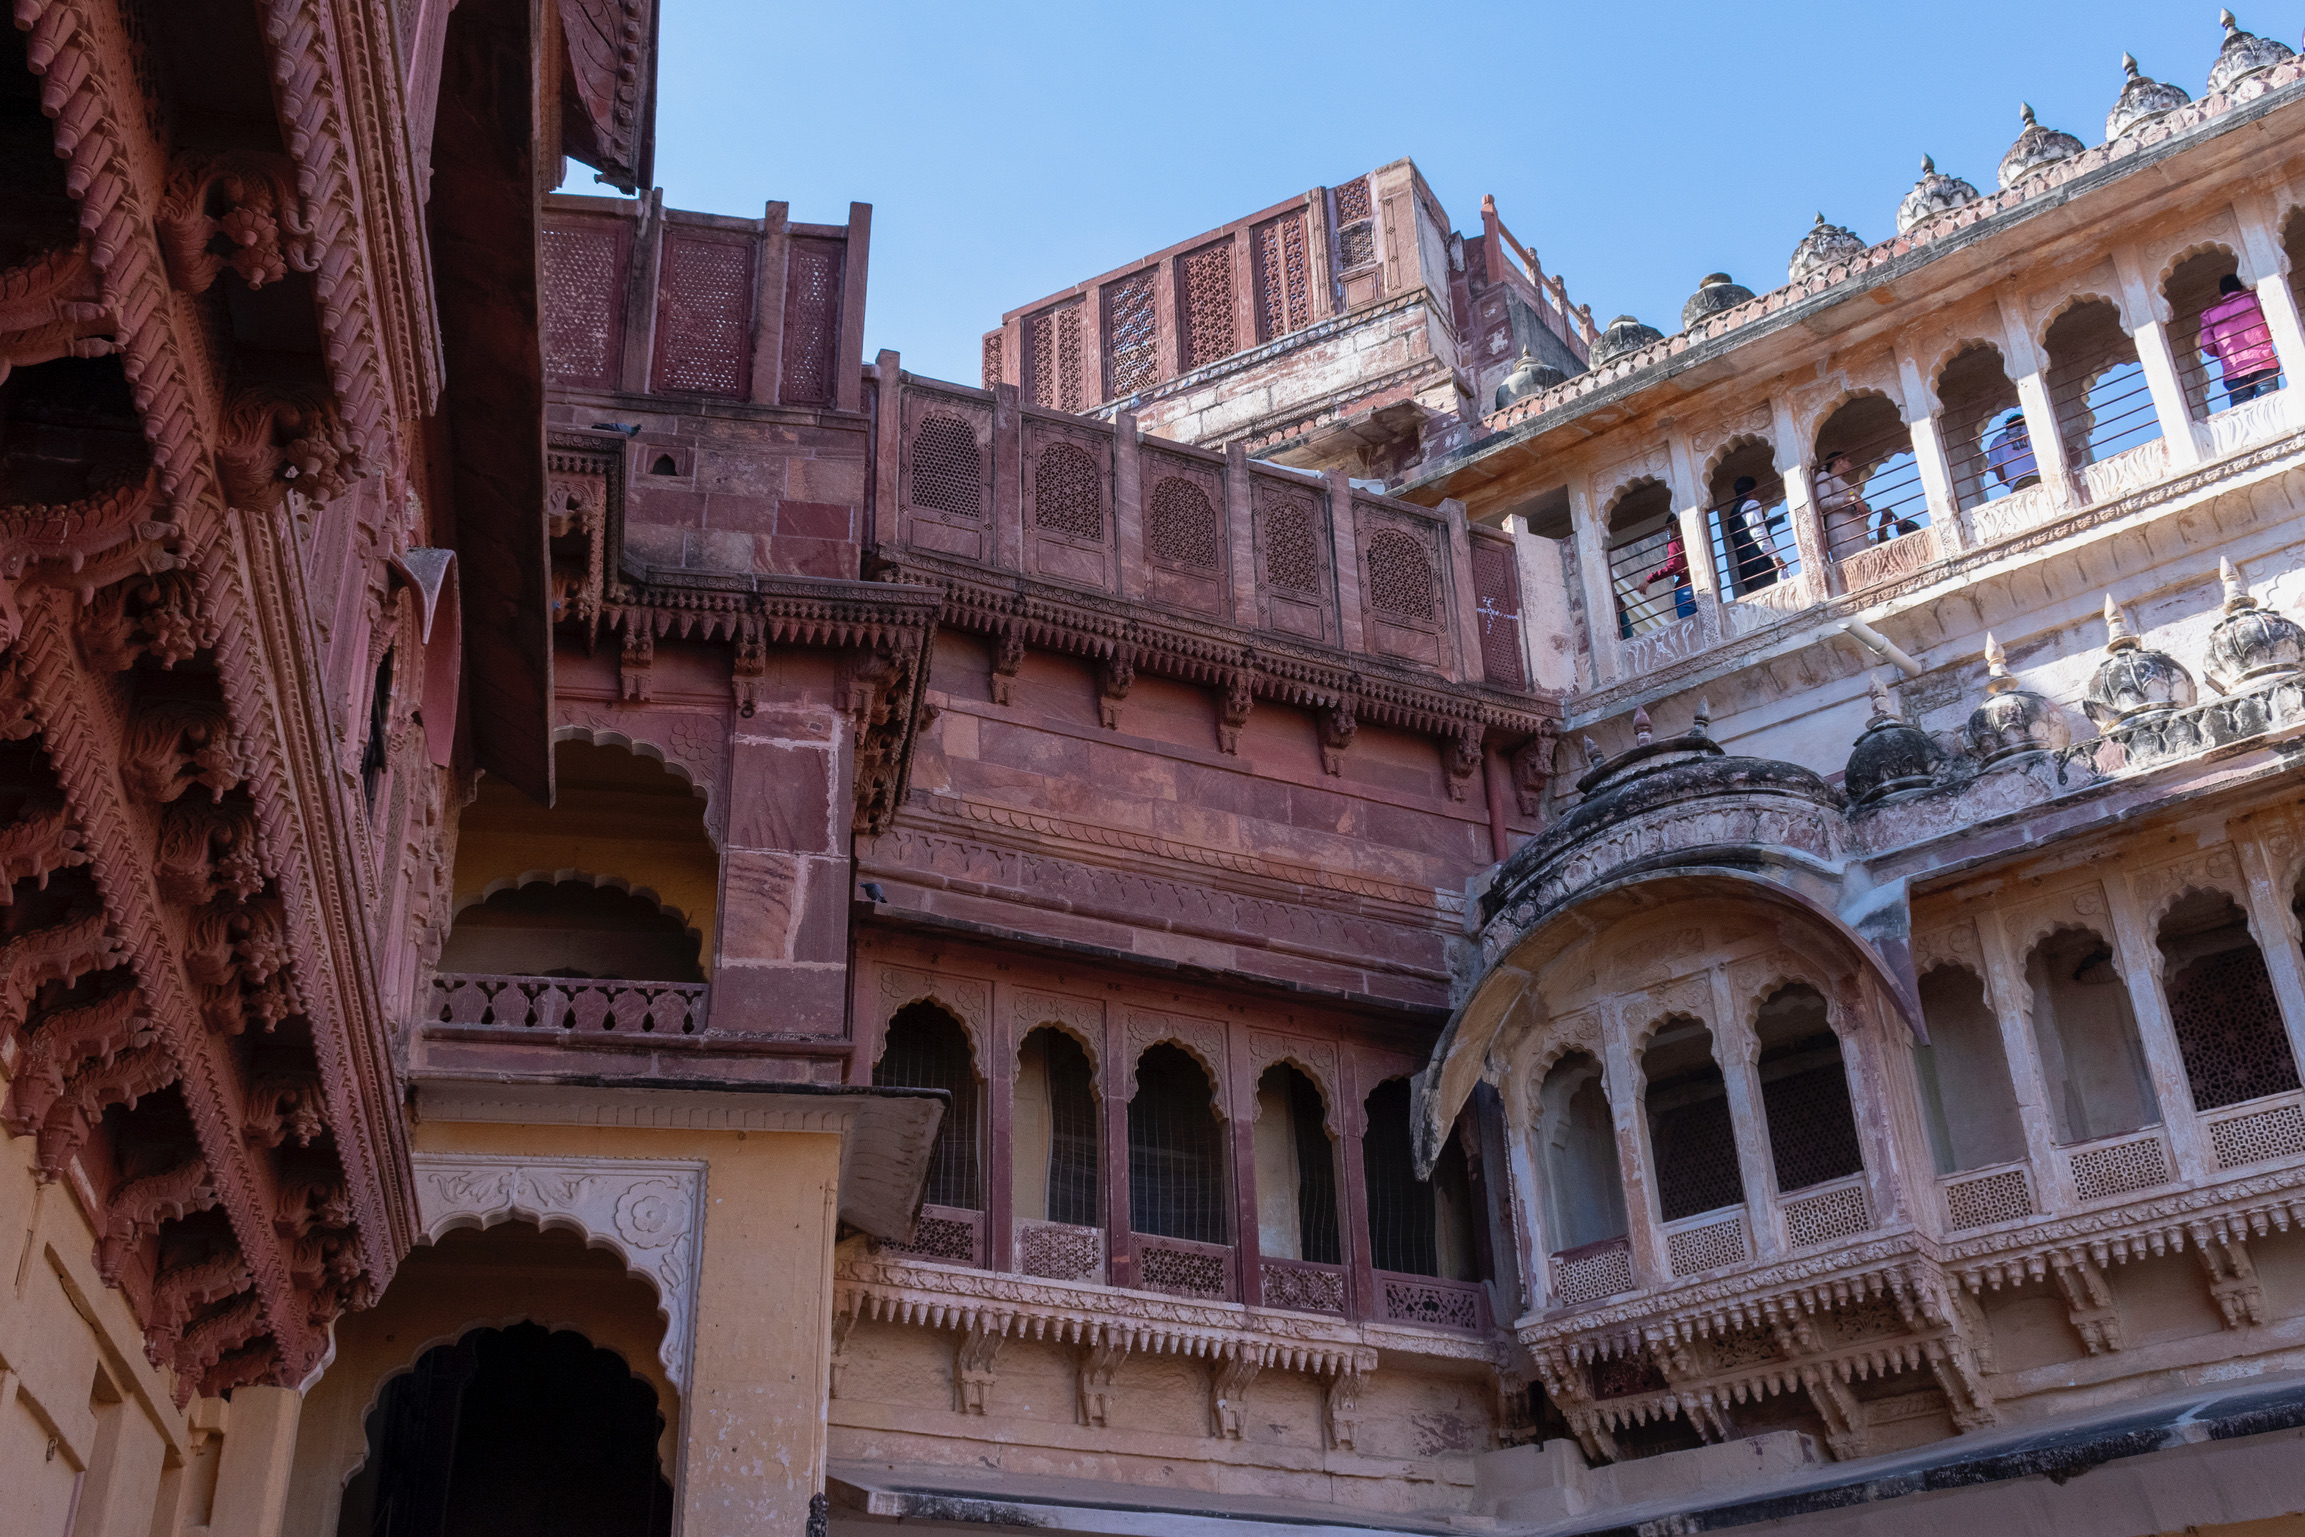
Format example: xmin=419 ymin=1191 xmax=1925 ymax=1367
xmin=1360 ymin=1078 xmax=1477 ymax=1280
xmin=909 ymin=414 xmax=982 ymax=519
xmin=1603 ymin=481 xmax=1684 ymax=638
xmin=1812 ymin=395 xmax=1929 ymax=565
xmin=1536 ymin=1051 xmax=1627 ymax=1252
xmin=1754 ymin=984 xmax=1863 ymax=1193
xmin=2167 ymin=249 xmax=2283 ymax=418
xmin=441 ymin=879 xmax=703 ymax=982
xmin=1642 ymin=1016 xmax=1745 ymax=1221
xmin=1146 ymin=475 xmax=1221 ymax=571
xmin=2160 ymin=890 xmax=2298 ymax=1111
xmin=1127 ymin=1044 xmax=1225 ymax=1244
xmin=1913 ymin=965 xmax=2027 ymax=1172
xmin=875 ymin=1002 xmax=983 ymax=1211
xmin=1014 ymin=1026 xmax=1098 ymax=1227
xmin=2045 ymin=299 xmax=2160 ymax=468
xmin=1033 ymin=441 xmax=1104 ymax=542
xmin=2025 ymin=927 xmax=2160 ymax=1143
xmin=649 ymin=453 xmax=678 ymax=476
xmin=1935 ymin=346 xmax=2027 ymax=510
xmin=1253 ymin=1063 xmax=1340 ymax=1264
xmin=1704 ymin=442 xmax=1798 ymax=598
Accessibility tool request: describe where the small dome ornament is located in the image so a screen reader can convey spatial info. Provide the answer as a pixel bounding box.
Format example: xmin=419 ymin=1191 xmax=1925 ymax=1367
xmin=1681 ymin=272 xmax=1756 ymax=330
xmin=2105 ymin=53 xmax=2192 ymax=142
xmin=1845 ymin=677 xmax=1942 ymax=804
xmin=2206 ymin=9 xmax=2292 ymax=96
xmin=1493 ymin=347 xmax=1566 ymax=410
xmin=1966 ymin=633 xmax=2073 ymax=764
xmin=2202 ymin=557 xmax=2305 ymax=690
xmin=1589 ymin=314 xmax=1665 ymax=367
xmin=1788 ymin=213 xmax=1866 ymax=283
xmin=1997 ymin=103 xmax=2086 ymax=190
xmin=1896 ymin=156 xmax=1981 ymax=234
xmin=2082 ymin=594 xmax=2197 ymax=729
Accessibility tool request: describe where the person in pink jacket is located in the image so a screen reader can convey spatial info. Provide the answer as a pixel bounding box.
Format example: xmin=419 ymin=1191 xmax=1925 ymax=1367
xmin=2199 ymin=273 xmax=2281 ymax=406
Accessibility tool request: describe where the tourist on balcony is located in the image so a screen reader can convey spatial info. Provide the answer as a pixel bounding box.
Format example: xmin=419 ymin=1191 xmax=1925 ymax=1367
xmin=1645 ymin=527 xmax=1696 ymax=619
xmin=1986 ymin=411 xmax=2039 ymax=491
xmin=2200 ymin=273 xmax=2280 ymax=406
xmin=1722 ymin=476 xmax=1781 ymax=593
xmin=1814 ymin=450 xmax=1875 ymax=548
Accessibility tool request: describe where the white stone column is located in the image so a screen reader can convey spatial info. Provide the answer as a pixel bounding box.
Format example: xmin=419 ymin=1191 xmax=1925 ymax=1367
xmin=1503 ymin=1113 xmax=1552 ymax=1314
xmin=1768 ymin=395 xmax=1833 ymax=598
xmin=1977 ymin=911 xmax=2075 ymax=1211
xmin=1665 ymin=427 xmax=1722 ymax=644
xmin=2233 ymin=831 xmax=2305 ymax=1087
xmin=1602 ymin=1018 xmax=1668 ymax=1289
xmin=1567 ymin=477 xmax=1621 ymax=685
xmin=2103 ymin=874 xmax=2211 ymax=1181
xmin=1707 ymin=967 xmax=1784 ymax=1261
xmin=2113 ymin=244 xmax=2206 ymax=468
xmin=1995 ymin=285 xmax=2078 ymax=507
xmin=1894 ymin=337 xmax=1964 ymax=550
xmin=2230 ymin=191 xmax=2305 ymax=430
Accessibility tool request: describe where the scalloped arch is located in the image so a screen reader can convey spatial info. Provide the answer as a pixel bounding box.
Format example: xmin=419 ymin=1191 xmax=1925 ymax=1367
xmin=1014 ymin=1014 xmax=1102 ymax=1084
xmin=2038 ymin=289 xmax=2135 ymax=352
xmin=1124 ymin=1034 xmax=1229 ymax=1120
xmin=1928 ymin=337 xmax=2011 ymax=392
xmin=550 ymin=724 xmax=719 ymax=843
xmin=1250 ymin=1054 xmax=1340 ymax=1140
xmin=1600 ymin=473 xmax=1673 ymax=532
xmin=1807 ymin=387 xmax=1909 ymax=456
xmin=2155 ymin=238 xmax=2249 ymax=295
xmin=1698 ymin=432 xmax=1777 ymax=490
xmin=877 ymin=990 xmax=988 ymax=1081
xmin=452 ymin=868 xmax=706 ymax=954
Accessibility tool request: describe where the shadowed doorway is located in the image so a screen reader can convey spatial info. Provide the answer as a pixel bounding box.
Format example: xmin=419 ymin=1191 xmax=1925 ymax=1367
xmin=337 ymin=1323 xmax=674 ymax=1537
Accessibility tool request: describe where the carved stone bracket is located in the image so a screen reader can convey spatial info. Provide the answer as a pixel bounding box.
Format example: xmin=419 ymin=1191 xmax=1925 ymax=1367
xmin=216 ymin=386 xmax=361 ymax=518
xmin=1208 ymin=1347 xmax=1261 ymax=1439
xmin=1444 ymin=724 xmax=1482 ymax=803
xmin=1079 ymin=1334 xmax=1125 ymax=1428
xmin=2048 ymin=1252 xmax=2122 ymax=1353
xmin=955 ymin=1321 xmax=1004 ymax=1415
xmin=1511 ymin=723 xmax=1556 ymax=818
xmin=990 ymin=626 xmax=1025 ymax=706
xmin=1217 ymin=668 xmax=1255 ymax=755
xmin=1097 ymin=649 xmax=1135 ymax=731
xmin=155 ymin=152 xmax=312 ymax=295
xmin=1319 ymin=700 xmax=1357 ymax=776
xmin=410 ymin=1152 xmax=708 ymax=1390
xmin=0 ymin=241 xmax=116 ymax=385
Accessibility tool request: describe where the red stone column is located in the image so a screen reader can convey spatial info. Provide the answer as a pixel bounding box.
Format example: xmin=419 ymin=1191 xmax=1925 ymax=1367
xmin=1105 ymin=1010 xmax=1135 ymax=1290
xmin=834 ymin=202 xmax=872 ymax=415
xmin=1338 ymin=1048 xmax=1375 ymax=1322
xmin=1227 ymin=1024 xmax=1262 ymax=1308
xmin=747 ymin=201 xmax=788 ymax=405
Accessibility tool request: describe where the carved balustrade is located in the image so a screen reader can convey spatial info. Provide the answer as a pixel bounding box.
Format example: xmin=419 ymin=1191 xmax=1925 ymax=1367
xmin=1014 ymin=1219 xmax=1103 ymax=1283
xmin=1549 ymin=1236 xmax=1635 ymax=1306
xmin=882 ymin=1204 xmax=986 ymax=1269
xmin=1258 ymin=1257 xmax=1348 ymax=1316
xmin=1134 ymin=1234 xmax=1235 ymax=1303
xmin=431 ymin=972 xmax=710 ymax=1036
xmin=1663 ymin=1207 xmax=1753 ymax=1280
xmin=1375 ymin=1270 xmax=1490 ymax=1332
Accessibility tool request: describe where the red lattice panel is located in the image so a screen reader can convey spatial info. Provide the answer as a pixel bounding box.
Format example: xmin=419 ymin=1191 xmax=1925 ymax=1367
xmin=908 ymin=414 xmax=982 ymax=519
xmin=1179 ymin=242 xmax=1236 ymax=371
xmin=1334 ymin=178 xmax=1371 ymax=224
xmin=1146 ymin=476 xmax=1220 ymax=570
xmin=652 ymin=232 xmax=753 ymax=398
xmin=1254 ymin=212 xmax=1311 ymax=342
xmin=1261 ymin=493 xmax=1322 ymax=596
xmin=1365 ymin=527 xmax=1437 ymax=622
xmin=781 ymin=237 xmax=844 ymax=406
xmin=1470 ymin=538 xmax=1525 ymax=687
xmin=981 ymin=333 xmax=1003 ymax=390
xmin=1104 ymin=271 xmax=1159 ymax=397
xmin=1026 ymin=303 xmax=1084 ymax=412
xmin=542 ymin=223 xmax=623 ymax=387
xmin=2170 ymin=946 xmax=2301 ymax=1111
xmin=1034 ymin=442 xmax=1103 ymax=542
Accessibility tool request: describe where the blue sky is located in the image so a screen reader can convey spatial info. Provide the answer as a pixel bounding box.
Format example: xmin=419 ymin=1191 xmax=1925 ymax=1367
xmin=638 ymin=2 xmax=2279 ymax=387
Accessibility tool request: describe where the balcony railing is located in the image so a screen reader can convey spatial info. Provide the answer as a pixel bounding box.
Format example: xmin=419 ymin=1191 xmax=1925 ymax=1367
xmin=2065 ymin=1126 xmax=2175 ymax=1203
xmin=1015 ymin=1219 xmax=1101 ymax=1283
xmin=884 ymin=1204 xmax=985 ymax=1267
xmin=431 ymin=972 xmax=709 ymax=1035
xmin=1549 ymin=1235 xmax=1634 ymax=1306
xmin=1258 ymin=1257 xmax=1347 ymax=1315
xmin=1374 ymin=1270 xmax=1489 ymax=1332
xmin=1940 ymin=1161 xmax=2034 ymax=1231
xmin=1133 ymin=1234 xmax=1234 ymax=1301
xmin=1781 ymin=1176 xmax=1873 ymax=1250
xmin=2204 ymin=1090 xmax=2305 ymax=1173
xmin=1663 ymin=1206 xmax=1750 ymax=1277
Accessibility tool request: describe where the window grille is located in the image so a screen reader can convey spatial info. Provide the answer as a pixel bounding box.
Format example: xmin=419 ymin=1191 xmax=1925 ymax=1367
xmin=1261 ymin=494 xmax=1323 ymax=595
xmin=873 ymin=1003 xmax=981 ymax=1210
xmin=1337 ymin=222 xmax=1376 ymax=271
xmin=1038 ymin=1028 xmax=1099 ymax=1228
xmin=653 ymin=232 xmax=752 ymax=398
xmin=1033 ymin=442 xmax=1103 ymax=542
xmin=2045 ymin=298 xmax=2160 ymax=468
xmin=542 ymin=224 xmax=621 ymax=387
xmin=1146 ymin=476 xmax=1221 ymax=570
xmin=1757 ymin=985 xmax=1864 ymax=1194
xmin=1704 ymin=456 xmax=1801 ymax=599
xmin=1943 ymin=1166 xmax=2032 ymax=1228
xmin=1334 ymin=178 xmax=1372 ymax=225
xmin=1179 ymin=242 xmax=1236 ymax=371
xmin=1643 ymin=1019 xmax=1745 ymax=1221
xmin=2068 ymin=1132 xmax=2169 ymax=1199
xmin=2170 ymin=945 xmax=2298 ymax=1110
xmin=908 ymin=415 xmax=981 ymax=520
xmin=981 ymin=333 xmax=1003 ymax=391
xmin=1104 ymin=271 xmax=1159 ymax=398
xmin=1813 ymin=396 xmax=1930 ymax=564
xmin=1470 ymin=539 xmax=1524 ymax=688
xmin=1254 ymin=212 xmax=1311 ymax=342
xmin=1277 ymin=1066 xmax=1340 ymax=1265
xmin=1363 ymin=1078 xmax=1474 ymax=1278
xmin=1365 ymin=528 xmax=1437 ymax=623
xmin=1025 ymin=302 xmax=1084 ymax=412
xmin=1127 ymin=1044 xmax=1225 ymax=1244
xmin=361 ymin=648 xmax=393 ymax=813
xmin=780 ymin=238 xmax=843 ymax=406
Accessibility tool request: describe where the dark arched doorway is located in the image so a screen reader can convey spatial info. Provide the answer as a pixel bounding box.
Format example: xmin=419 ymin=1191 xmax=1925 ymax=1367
xmin=337 ymin=1323 xmax=674 ymax=1537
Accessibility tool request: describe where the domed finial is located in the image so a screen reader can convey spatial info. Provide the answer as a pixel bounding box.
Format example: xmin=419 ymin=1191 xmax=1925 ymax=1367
xmin=2123 ymin=51 xmax=2142 ymax=78
xmin=2223 ymin=7 xmax=2239 ymax=32
xmin=2020 ymin=101 xmax=2038 ymax=125
xmin=1582 ymin=735 xmax=1604 ymax=768
xmin=2103 ymin=593 xmax=2139 ymax=652
xmin=1867 ymin=675 xmax=1901 ymax=725
xmin=1694 ymin=696 xmax=1713 ymax=735
xmin=1921 ymin=154 xmax=1936 ymax=173
xmin=1984 ymin=633 xmax=2016 ymax=692
xmin=2222 ymin=557 xmax=2258 ymax=613
xmin=1814 ymin=211 xmax=1828 ymax=226
xmin=1632 ymin=706 xmax=1653 ymax=747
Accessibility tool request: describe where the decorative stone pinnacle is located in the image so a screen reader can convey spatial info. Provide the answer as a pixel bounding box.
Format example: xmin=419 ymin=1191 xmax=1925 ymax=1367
xmin=2103 ymin=594 xmax=2138 ymax=652
xmin=2222 ymin=557 xmax=2257 ymax=613
xmin=2223 ymin=7 xmax=2239 ymax=32
xmin=1921 ymin=154 xmax=1935 ymax=173
xmin=2123 ymin=51 xmax=2142 ymax=77
xmin=1632 ymin=706 xmax=1652 ymax=746
xmin=1694 ymin=696 xmax=1713 ymax=734
xmin=2020 ymin=102 xmax=2038 ymax=125
xmin=1867 ymin=676 xmax=1901 ymax=724
xmin=1984 ymin=633 xmax=2017 ymax=692
xmin=1582 ymin=735 xmax=1604 ymax=768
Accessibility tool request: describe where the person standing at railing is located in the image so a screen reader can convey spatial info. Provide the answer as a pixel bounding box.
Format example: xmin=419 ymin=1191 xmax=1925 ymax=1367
xmin=1814 ymin=451 xmax=1876 ymax=551
xmin=1644 ymin=528 xmax=1696 ymax=619
xmin=1721 ymin=476 xmax=1782 ymax=593
xmin=1986 ymin=411 xmax=2039 ymax=491
xmin=2200 ymin=273 xmax=2280 ymax=406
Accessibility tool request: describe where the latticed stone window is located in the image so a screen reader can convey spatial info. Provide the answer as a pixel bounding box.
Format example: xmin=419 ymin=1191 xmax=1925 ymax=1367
xmin=780 ymin=236 xmax=844 ymax=405
xmin=542 ymin=224 xmax=621 ymax=387
xmin=908 ymin=414 xmax=981 ymax=519
xmin=1470 ymin=538 xmax=1525 ymax=688
xmin=1254 ymin=212 xmax=1311 ymax=342
xmin=981 ymin=332 xmax=1003 ymax=391
xmin=1366 ymin=527 xmax=1437 ymax=623
xmin=2161 ymin=891 xmax=2300 ymax=1111
xmin=1643 ymin=1016 xmax=1745 ymax=1221
xmin=1261 ymin=495 xmax=1323 ymax=596
xmin=1104 ymin=271 xmax=1159 ymax=397
xmin=653 ymin=232 xmax=753 ymax=397
xmin=1033 ymin=442 xmax=1103 ymax=542
xmin=1335 ymin=178 xmax=1376 ymax=271
xmin=1025 ymin=301 xmax=1084 ymax=412
xmin=1756 ymin=984 xmax=1864 ymax=1194
xmin=1362 ymin=1078 xmax=1479 ymax=1279
xmin=1128 ymin=1044 xmax=1225 ymax=1244
xmin=1146 ymin=476 xmax=1220 ymax=570
xmin=873 ymin=1002 xmax=981 ymax=1210
xmin=1178 ymin=241 xmax=1236 ymax=371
